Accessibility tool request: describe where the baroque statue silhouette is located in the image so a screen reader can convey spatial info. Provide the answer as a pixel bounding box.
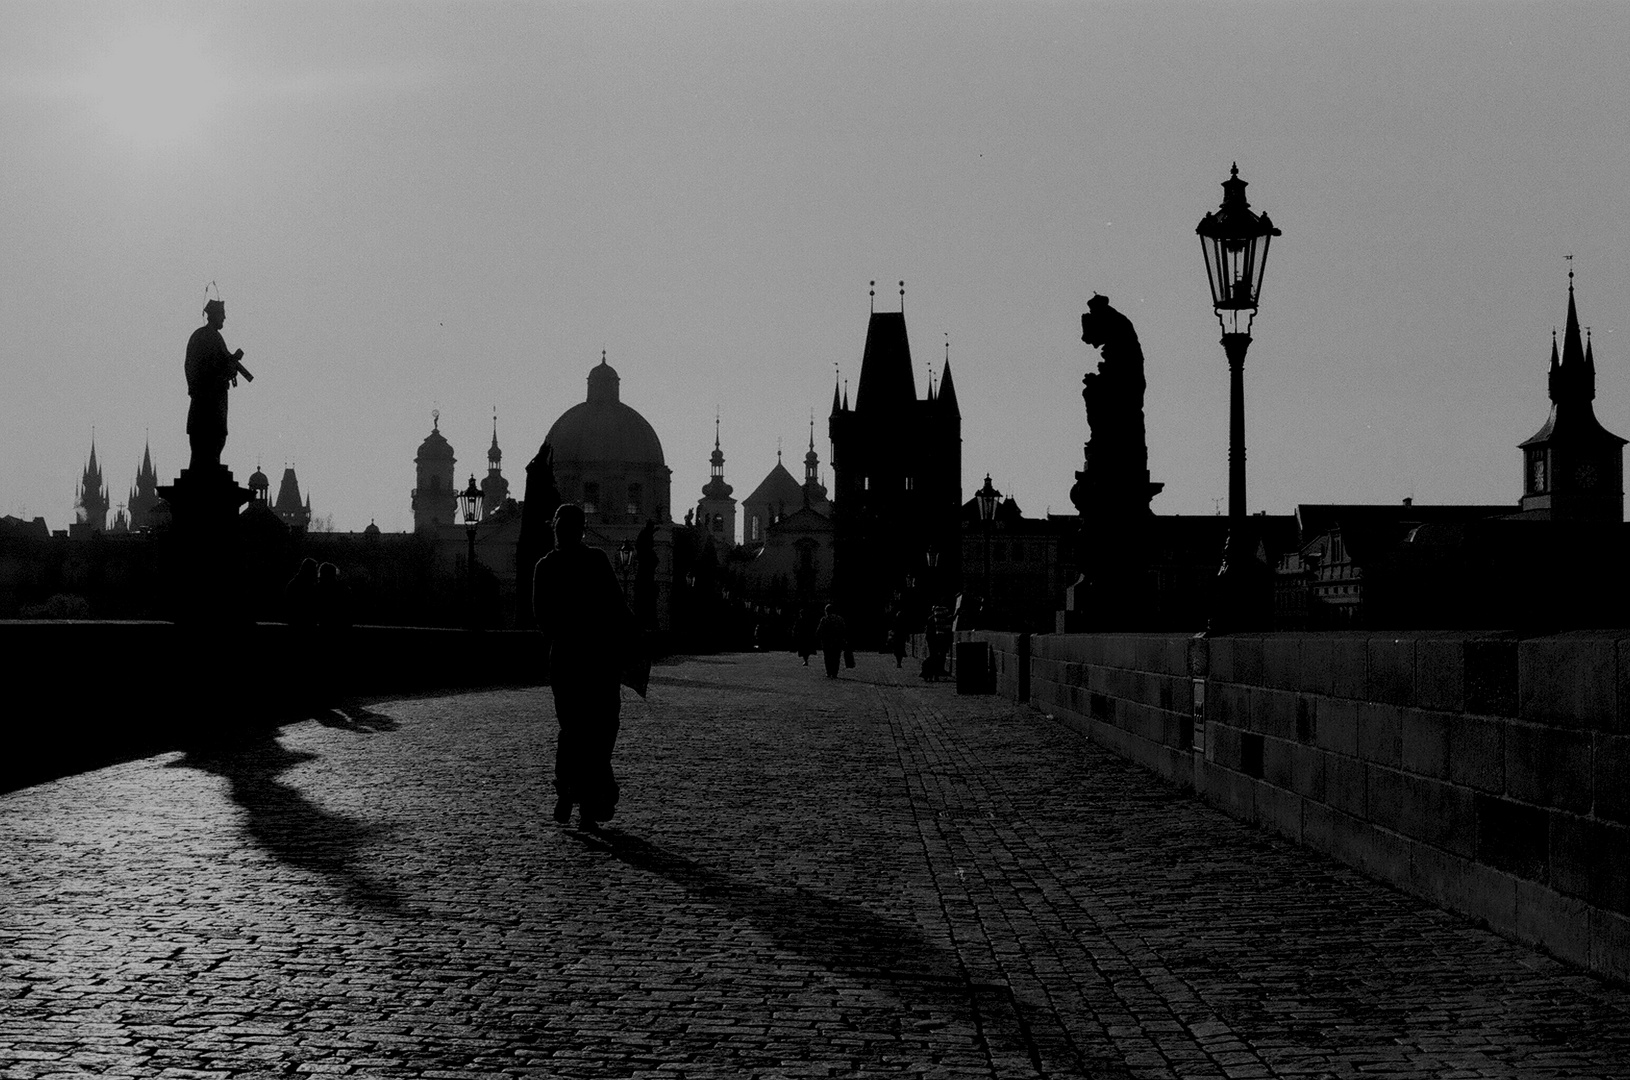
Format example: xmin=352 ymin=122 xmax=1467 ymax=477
xmin=1070 ymin=294 xmax=1162 ymax=518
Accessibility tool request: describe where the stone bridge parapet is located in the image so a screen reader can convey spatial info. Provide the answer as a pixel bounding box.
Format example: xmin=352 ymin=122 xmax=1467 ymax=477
xmin=977 ymin=628 xmax=1630 ymax=984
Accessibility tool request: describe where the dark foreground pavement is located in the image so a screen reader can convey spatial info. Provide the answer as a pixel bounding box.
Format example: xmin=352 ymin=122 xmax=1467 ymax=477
xmin=5 ymin=652 xmax=1630 ymax=1079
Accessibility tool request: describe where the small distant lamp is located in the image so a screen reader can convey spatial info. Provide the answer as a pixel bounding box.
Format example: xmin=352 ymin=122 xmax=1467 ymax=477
xmin=975 ymin=474 xmax=1001 ymax=610
xmin=617 ymin=539 xmax=635 ymax=602
xmin=457 ymin=474 xmax=484 ymax=624
xmin=976 ymin=475 xmax=1000 ymax=523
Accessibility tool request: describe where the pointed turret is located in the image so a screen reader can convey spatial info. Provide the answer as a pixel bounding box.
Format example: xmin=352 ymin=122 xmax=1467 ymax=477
xmin=274 ymin=465 xmax=311 ymax=529
xmin=481 ymin=409 xmax=510 ymax=511
xmin=1520 ymin=270 xmax=1626 ymax=522
xmin=701 ymin=414 xmax=732 ymax=499
xmin=696 ymin=412 xmax=737 ymax=542
xmin=75 ymin=434 xmax=110 ymax=533
xmin=801 ymin=412 xmax=830 ymax=511
xmin=937 ymin=360 xmax=960 ymax=417
xmin=830 ymin=378 xmax=842 ymax=418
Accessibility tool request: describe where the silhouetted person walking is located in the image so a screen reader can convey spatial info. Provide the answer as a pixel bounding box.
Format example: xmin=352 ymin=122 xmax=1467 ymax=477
xmin=533 ymin=503 xmax=632 ymax=828
xmin=185 ymin=297 xmax=249 ymax=472
xmin=814 ymin=604 xmax=848 ymax=678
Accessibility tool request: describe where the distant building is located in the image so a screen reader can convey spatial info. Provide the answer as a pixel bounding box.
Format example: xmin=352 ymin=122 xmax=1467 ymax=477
xmin=247 ymin=463 xmax=271 ymax=507
xmin=480 ymin=412 xmax=510 ymax=514
xmin=540 ymin=353 xmax=675 ymax=629
xmin=411 ymin=412 xmax=457 ymax=532
xmin=828 ymin=299 xmax=962 ymax=638
xmin=741 ymin=452 xmax=804 ymax=550
xmin=1269 ymin=275 xmax=1630 ymax=629
xmin=73 ymin=437 xmax=109 ymax=536
xmin=127 ymin=440 xmax=161 ymax=532
xmin=958 ymin=495 xmax=1073 ymax=633
xmin=273 ymin=466 xmax=312 ymax=531
xmin=695 ymin=416 xmax=737 ymax=545
xmin=1517 ymin=275 xmax=1626 ymax=522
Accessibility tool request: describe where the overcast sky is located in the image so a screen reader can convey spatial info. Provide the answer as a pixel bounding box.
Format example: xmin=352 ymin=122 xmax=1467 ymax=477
xmin=5 ymin=1 xmax=1629 ymax=534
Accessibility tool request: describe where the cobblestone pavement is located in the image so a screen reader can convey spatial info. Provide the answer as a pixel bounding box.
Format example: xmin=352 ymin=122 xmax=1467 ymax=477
xmin=6 ymin=652 xmax=1630 ymax=1079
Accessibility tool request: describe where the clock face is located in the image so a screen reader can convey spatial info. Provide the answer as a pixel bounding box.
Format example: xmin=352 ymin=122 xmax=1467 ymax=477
xmin=1577 ymin=463 xmax=1600 ymax=489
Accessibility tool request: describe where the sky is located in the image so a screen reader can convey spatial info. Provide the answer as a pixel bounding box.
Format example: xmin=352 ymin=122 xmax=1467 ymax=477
xmin=4 ymin=1 xmax=1630 ymax=535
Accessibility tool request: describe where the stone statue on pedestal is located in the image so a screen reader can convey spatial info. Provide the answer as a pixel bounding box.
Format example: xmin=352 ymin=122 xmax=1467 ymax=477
xmin=186 ymin=298 xmax=253 ymax=473
xmin=1064 ymin=295 xmax=1163 ymax=629
xmin=159 ymin=295 xmax=255 ymax=625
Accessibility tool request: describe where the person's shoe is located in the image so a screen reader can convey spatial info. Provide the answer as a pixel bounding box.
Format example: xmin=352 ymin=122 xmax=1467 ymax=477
xmin=553 ymin=798 xmax=572 ymax=824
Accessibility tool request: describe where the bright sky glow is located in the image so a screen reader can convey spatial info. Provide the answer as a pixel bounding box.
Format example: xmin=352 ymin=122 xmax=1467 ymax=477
xmin=86 ymin=27 xmax=223 ymax=147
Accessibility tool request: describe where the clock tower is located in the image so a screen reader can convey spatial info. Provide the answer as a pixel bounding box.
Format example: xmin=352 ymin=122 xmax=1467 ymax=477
xmin=1518 ymin=273 xmax=1626 ymax=522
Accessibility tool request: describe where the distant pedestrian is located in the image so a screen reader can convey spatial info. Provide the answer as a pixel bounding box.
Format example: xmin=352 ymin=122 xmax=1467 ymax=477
xmin=533 ymin=503 xmax=633 ymax=829
xmin=814 ymin=603 xmax=848 ymax=678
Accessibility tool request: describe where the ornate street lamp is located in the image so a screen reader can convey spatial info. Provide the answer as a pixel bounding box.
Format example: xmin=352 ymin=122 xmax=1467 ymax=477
xmin=1196 ymin=163 xmax=1281 ymax=522
xmin=457 ymin=475 xmax=484 ymax=625
xmin=975 ymin=474 xmax=1001 ymax=615
xmin=617 ymin=538 xmax=635 ymax=603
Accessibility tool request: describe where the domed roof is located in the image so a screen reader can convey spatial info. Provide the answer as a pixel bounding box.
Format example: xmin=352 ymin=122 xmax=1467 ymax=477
xmin=417 ymin=411 xmax=454 ymax=461
xmin=546 ymin=357 xmax=666 ymax=467
xmin=248 ymin=465 xmax=269 ymax=491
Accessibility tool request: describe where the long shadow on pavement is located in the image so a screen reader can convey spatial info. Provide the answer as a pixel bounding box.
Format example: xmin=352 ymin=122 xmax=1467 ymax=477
xmin=168 ymin=727 xmax=406 ymax=914
xmin=572 ymin=826 xmax=1116 ymax=1077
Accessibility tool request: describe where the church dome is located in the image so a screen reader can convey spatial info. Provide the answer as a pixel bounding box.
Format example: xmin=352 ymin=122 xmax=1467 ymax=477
xmin=546 ymin=358 xmax=666 ymax=467
xmin=417 ymin=412 xmax=454 ymax=462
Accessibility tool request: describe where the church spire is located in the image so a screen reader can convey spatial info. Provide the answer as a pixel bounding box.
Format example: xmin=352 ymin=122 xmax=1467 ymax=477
xmin=804 ymin=412 xmax=819 ymax=484
xmin=1519 ymin=265 xmax=1626 ymax=523
xmin=76 ymin=431 xmax=109 ymax=533
xmin=1551 ymin=269 xmax=1595 ymax=404
xmin=1562 ymin=271 xmax=1586 ymax=372
xmin=702 ymin=412 xmax=731 ymax=497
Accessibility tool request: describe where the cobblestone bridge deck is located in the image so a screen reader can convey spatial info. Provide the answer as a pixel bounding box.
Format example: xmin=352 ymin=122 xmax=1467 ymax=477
xmin=5 ymin=652 xmax=1630 ymax=1078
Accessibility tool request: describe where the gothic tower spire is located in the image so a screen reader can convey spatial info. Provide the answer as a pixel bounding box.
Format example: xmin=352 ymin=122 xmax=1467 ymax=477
xmin=1520 ymin=268 xmax=1625 ymax=521
xmin=76 ymin=432 xmax=109 ymax=533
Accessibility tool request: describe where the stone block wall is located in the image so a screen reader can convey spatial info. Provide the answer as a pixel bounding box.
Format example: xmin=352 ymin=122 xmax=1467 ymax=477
xmin=993 ymin=629 xmax=1630 ymax=983
xmin=3 ymin=620 xmax=546 ymax=791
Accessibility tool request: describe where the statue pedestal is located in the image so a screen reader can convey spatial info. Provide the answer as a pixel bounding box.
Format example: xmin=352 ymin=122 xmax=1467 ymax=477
xmin=156 ymin=467 xmax=253 ymax=625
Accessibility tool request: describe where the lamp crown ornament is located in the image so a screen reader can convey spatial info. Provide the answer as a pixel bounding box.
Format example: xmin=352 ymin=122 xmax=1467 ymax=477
xmin=1196 ymin=163 xmax=1282 ymax=336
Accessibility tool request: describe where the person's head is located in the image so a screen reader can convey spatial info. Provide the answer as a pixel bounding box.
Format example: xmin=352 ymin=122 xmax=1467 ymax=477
xmin=552 ymin=503 xmax=585 ymax=547
xmin=297 ymin=557 xmax=318 ymax=578
xmin=203 ymin=298 xmax=225 ymax=329
xmin=318 ymin=562 xmax=339 ymax=583
xmin=824 ymin=603 xmax=836 ymax=616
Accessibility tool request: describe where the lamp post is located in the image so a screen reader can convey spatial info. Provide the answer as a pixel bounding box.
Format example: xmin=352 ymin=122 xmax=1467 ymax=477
xmin=976 ymin=474 xmax=1000 ymax=617
xmin=617 ymin=539 xmax=635 ymax=604
xmin=457 ymin=475 xmax=484 ymax=625
xmin=1196 ymin=163 xmax=1280 ymax=527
